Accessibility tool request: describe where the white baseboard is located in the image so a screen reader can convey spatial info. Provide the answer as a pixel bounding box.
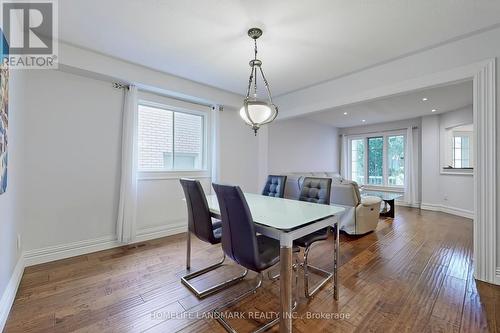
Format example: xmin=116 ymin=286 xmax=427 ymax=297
xmin=496 ymin=268 xmax=500 ymax=285
xmin=23 ymin=220 xmax=188 ymax=267
xmin=395 ymin=200 xmax=421 ymax=208
xmin=420 ymin=202 xmax=474 ymax=219
xmin=135 ymin=220 xmax=187 ymax=243
xmin=23 ymin=235 xmax=120 ymax=267
xmin=0 ymin=256 xmax=24 ymax=332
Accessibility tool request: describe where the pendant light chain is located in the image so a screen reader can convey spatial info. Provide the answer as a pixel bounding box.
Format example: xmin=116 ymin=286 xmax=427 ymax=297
xmin=253 ymin=39 xmax=258 ymax=98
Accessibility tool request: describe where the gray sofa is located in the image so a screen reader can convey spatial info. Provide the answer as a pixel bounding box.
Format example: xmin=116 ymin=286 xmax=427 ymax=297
xmin=283 ymin=172 xmax=382 ymax=235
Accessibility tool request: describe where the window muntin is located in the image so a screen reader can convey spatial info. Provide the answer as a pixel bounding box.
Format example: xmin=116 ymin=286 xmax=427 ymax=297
xmin=138 ymin=104 xmax=206 ymax=172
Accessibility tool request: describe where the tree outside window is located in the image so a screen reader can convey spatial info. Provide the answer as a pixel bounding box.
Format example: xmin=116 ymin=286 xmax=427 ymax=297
xmin=349 ymin=133 xmax=405 ymax=187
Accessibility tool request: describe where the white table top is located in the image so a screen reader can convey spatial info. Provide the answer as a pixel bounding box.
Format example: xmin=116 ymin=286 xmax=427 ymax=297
xmin=206 ymin=193 xmax=345 ymax=231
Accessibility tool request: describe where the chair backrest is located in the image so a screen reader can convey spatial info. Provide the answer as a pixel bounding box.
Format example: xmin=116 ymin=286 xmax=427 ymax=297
xmin=262 ymin=175 xmax=287 ymax=198
xmin=180 ymin=178 xmax=218 ymax=244
xmin=212 ymin=183 xmax=262 ymax=272
xmin=299 ymin=177 xmax=332 ymax=205
xmin=331 ymin=180 xmax=361 ymax=207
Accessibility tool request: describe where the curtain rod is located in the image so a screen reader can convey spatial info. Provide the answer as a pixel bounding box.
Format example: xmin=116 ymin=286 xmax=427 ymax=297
xmin=112 ymin=81 xmax=223 ymax=111
xmin=341 ymin=126 xmax=418 ymax=137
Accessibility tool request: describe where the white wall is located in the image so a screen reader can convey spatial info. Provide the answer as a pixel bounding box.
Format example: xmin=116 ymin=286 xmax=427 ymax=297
xmin=219 ymin=107 xmax=260 ymax=192
xmin=21 ymin=70 xmax=123 ymax=250
xmin=0 ymin=69 xmax=27 ymax=329
xmin=421 ymin=108 xmax=474 ymax=214
xmin=17 ymin=49 xmax=258 ymax=258
xmin=268 ymin=118 xmax=339 ymax=174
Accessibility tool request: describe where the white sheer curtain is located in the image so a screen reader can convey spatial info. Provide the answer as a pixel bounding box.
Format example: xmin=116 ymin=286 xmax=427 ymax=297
xmin=211 ymin=105 xmax=221 ymax=186
xmin=340 ymin=135 xmax=349 ymax=179
xmin=117 ymin=85 xmax=138 ymax=243
xmin=404 ymin=126 xmax=417 ymax=206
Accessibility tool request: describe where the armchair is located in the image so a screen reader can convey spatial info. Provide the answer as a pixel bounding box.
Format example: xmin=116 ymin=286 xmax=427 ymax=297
xmin=331 ymin=180 xmax=382 ymax=235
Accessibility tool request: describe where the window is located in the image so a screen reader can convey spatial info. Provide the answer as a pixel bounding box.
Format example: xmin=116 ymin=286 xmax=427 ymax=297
xmin=349 ymin=132 xmax=405 ymax=188
xmin=453 ymin=135 xmax=470 ymax=168
xmin=387 ymin=135 xmax=405 ymax=186
xmin=138 ymin=104 xmax=206 ymax=172
xmin=367 ymin=137 xmax=383 ymax=185
xmin=440 ymin=123 xmax=473 ymax=173
xmin=350 ymin=139 xmax=365 ymax=184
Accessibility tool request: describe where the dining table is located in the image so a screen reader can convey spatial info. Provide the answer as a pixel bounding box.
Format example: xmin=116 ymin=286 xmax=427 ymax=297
xmin=205 ymin=193 xmax=345 ymax=333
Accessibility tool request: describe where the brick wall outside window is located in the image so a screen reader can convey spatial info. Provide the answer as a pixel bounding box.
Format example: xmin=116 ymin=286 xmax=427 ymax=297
xmin=138 ymin=104 xmax=203 ymax=171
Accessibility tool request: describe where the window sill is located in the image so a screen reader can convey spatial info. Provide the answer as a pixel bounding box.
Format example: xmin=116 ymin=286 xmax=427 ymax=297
xmin=138 ymin=170 xmax=211 ymax=181
xmin=440 ymin=169 xmax=473 ymax=176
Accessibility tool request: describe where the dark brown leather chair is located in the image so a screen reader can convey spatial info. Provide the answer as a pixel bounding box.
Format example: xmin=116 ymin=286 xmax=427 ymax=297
xmin=262 ymin=175 xmax=287 ymax=198
xmin=294 ymin=177 xmax=335 ymax=298
xmin=179 ymin=178 xmax=247 ymax=298
xmin=212 ymin=183 xmax=298 ymax=333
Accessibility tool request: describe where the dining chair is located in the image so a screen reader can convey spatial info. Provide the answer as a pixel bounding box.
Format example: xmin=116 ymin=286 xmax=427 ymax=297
xmin=179 ymin=178 xmax=248 ymax=298
xmin=294 ymin=176 xmax=334 ymax=298
xmin=261 ymin=175 xmax=287 ymax=198
xmin=212 ymin=183 xmax=298 ymax=333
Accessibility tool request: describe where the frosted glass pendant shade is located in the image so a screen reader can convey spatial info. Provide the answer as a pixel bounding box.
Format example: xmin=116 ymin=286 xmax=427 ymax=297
xmin=239 ymin=100 xmax=275 ymax=125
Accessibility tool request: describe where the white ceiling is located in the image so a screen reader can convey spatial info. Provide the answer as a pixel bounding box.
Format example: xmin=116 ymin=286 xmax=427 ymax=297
xmin=59 ymin=1 xmax=500 ymax=96
xmin=306 ymin=80 xmax=472 ymax=128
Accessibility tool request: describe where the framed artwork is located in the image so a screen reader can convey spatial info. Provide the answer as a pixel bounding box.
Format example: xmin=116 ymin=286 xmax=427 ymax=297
xmin=0 ymin=29 xmax=9 ymax=195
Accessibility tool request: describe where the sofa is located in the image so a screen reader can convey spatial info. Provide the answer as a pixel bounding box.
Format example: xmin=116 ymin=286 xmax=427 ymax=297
xmin=283 ymin=172 xmax=382 ymax=235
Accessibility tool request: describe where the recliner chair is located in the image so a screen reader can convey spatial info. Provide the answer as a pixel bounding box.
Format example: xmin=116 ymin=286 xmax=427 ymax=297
xmin=331 ymin=180 xmax=382 ymax=235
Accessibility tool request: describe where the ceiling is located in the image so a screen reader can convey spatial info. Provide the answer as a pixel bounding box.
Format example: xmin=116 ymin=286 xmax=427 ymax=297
xmin=59 ymin=1 xmax=500 ymax=96
xmin=306 ymin=80 xmax=472 ymax=128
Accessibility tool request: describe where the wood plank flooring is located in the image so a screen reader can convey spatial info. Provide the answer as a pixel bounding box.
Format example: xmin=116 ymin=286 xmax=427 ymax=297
xmin=4 ymin=207 xmax=500 ymax=332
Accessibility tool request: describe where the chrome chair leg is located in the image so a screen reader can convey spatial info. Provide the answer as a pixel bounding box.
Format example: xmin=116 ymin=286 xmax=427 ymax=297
xmin=303 ymin=242 xmax=333 ymax=298
xmin=186 ymin=231 xmax=191 ymax=269
xmin=334 ymin=224 xmax=340 ymax=300
xmin=214 ymin=257 xmax=299 ymax=333
xmin=214 ymin=273 xmax=268 ymax=333
xmin=267 ymin=253 xmax=299 ymax=282
xmin=267 ymin=267 xmax=280 ymax=281
xmin=182 ymin=232 xmax=248 ymax=299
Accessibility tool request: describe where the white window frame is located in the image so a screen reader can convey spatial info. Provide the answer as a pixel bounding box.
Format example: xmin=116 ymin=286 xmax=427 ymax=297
xmin=347 ymin=130 xmax=406 ymax=191
xmin=452 ymin=132 xmax=473 ymax=169
xmin=137 ymin=100 xmax=211 ymax=180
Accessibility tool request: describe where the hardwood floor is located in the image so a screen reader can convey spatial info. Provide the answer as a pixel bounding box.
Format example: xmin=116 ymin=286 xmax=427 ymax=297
xmin=5 ymin=207 xmax=500 ymax=332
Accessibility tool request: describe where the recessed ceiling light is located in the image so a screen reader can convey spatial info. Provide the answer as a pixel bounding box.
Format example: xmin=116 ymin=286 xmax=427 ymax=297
xmin=343 ymin=112 xmax=348 ymax=115
xmin=362 ymin=119 xmax=366 ymax=122
xmin=422 ymin=97 xmax=428 ymax=101
xmin=431 ymin=109 xmax=437 ymax=112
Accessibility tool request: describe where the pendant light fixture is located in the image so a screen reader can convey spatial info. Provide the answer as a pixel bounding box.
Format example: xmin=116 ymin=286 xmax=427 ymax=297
xmin=239 ymin=28 xmax=278 ymax=135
